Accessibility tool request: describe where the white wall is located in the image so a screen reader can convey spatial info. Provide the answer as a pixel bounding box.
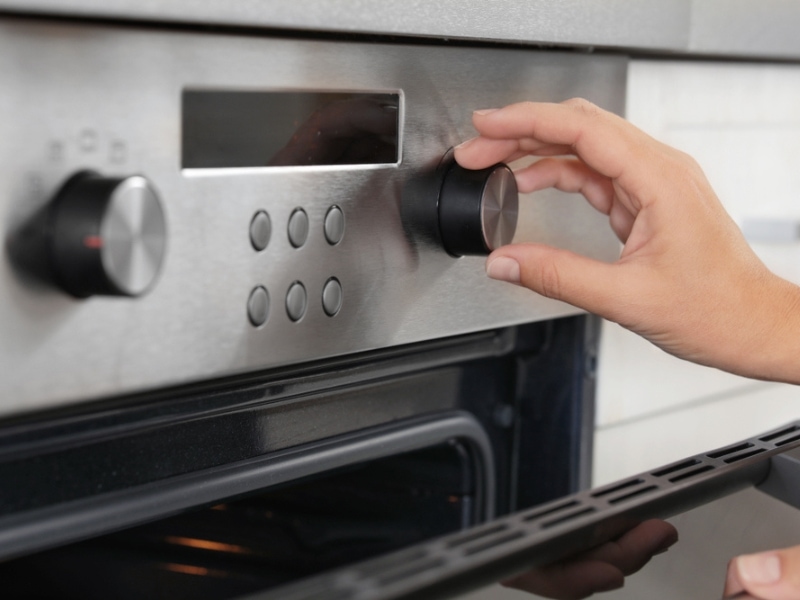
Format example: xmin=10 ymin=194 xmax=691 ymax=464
xmin=595 ymin=60 xmax=800 ymax=487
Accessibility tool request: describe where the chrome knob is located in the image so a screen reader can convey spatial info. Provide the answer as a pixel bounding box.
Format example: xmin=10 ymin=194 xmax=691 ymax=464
xmin=47 ymin=171 xmax=167 ymax=298
xmin=438 ymin=160 xmax=519 ymax=256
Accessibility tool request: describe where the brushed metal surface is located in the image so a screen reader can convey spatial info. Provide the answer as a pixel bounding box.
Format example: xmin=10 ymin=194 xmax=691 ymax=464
xmin=480 ymin=166 xmax=518 ymax=251
xmin=100 ymin=175 xmax=166 ymax=296
xmin=690 ymin=0 xmax=800 ymax=59
xmin=0 ymin=19 xmax=624 ymax=415
xmin=0 ymin=0 xmax=689 ymax=51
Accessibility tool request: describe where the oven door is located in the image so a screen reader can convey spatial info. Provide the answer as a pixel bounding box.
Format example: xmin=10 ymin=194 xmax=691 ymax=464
xmin=4 ymin=417 xmax=799 ymax=600
xmin=0 ymin=316 xmax=598 ymax=600
xmin=246 ymin=422 xmax=800 ymax=600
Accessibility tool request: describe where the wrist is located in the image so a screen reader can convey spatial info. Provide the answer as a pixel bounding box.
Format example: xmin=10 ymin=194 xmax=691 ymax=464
xmin=735 ymin=273 xmax=800 ymax=384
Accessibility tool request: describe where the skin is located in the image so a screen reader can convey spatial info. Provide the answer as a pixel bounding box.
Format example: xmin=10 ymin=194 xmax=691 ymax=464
xmin=454 ymin=99 xmax=800 ymax=599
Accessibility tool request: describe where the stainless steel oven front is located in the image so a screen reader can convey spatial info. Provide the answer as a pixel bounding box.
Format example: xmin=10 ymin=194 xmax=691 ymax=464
xmin=0 ymin=11 xmax=625 ymax=600
xmin=0 ymin=17 xmax=624 ymax=416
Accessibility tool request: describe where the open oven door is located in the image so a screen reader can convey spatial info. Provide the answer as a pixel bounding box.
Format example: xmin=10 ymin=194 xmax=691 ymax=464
xmin=243 ymin=421 xmax=800 ymax=600
xmin=5 ymin=414 xmax=800 ymax=600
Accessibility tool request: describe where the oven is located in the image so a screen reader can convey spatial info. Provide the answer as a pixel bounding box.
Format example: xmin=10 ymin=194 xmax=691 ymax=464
xmin=0 ymin=7 xmax=631 ymax=600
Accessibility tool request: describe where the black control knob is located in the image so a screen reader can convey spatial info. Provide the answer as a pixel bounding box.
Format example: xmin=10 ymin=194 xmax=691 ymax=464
xmin=438 ymin=159 xmax=519 ymax=256
xmin=46 ymin=171 xmax=167 ymax=298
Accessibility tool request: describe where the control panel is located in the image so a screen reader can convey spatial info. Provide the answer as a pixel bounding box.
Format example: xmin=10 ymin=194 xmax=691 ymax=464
xmin=0 ymin=18 xmax=625 ymax=415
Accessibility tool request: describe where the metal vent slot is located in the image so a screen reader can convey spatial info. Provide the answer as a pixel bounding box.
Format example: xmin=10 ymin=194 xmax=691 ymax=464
xmin=776 ymin=434 xmax=800 ymax=447
xmin=446 ymin=524 xmax=508 ymax=549
xmin=522 ymin=499 xmax=580 ymax=522
xmin=724 ymin=448 xmax=767 ymax=463
xmin=652 ymin=459 xmax=701 ymax=477
xmin=463 ymin=531 xmax=525 ymax=556
xmin=591 ymin=478 xmax=644 ymax=498
xmin=355 ymin=548 xmax=430 ymax=578
xmin=540 ymin=506 xmax=596 ymax=528
xmin=607 ymin=485 xmax=658 ymax=505
xmin=374 ymin=557 xmax=446 ymax=586
xmin=668 ymin=464 xmax=715 ymax=482
xmin=708 ymin=442 xmax=753 ymax=459
xmin=761 ymin=425 xmax=800 ymax=442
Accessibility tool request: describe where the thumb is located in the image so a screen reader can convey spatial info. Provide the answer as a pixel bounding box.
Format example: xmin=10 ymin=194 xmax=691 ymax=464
xmin=485 ymin=243 xmax=624 ymax=318
xmin=726 ymin=548 xmax=800 ymax=600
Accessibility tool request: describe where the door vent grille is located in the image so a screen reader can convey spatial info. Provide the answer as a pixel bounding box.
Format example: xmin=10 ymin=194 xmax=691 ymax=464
xmin=668 ymin=464 xmax=714 ymax=482
xmin=760 ymin=425 xmax=800 ymax=442
xmin=708 ymin=442 xmax=754 ymax=459
xmin=251 ymin=420 xmax=800 ymax=600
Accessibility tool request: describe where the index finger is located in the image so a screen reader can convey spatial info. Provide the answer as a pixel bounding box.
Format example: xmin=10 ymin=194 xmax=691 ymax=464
xmin=469 ymin=99 xmax=649 ymax=181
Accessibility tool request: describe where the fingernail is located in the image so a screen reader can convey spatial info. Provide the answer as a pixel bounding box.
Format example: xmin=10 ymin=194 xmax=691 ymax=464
xmin=654 ymin=534 xmax=678 ymax=555
xmin=474 ymin=108 xmax=499 ymax=116
xmin=454 ymin=137 xmax=476 ymax=150
xmin=653 ymin=530 xmax=678 ymax=554
xmin=738 ymin=553 xmax=782 ymax=585
xmin=486 ymin=256 xmax=521 ymax=284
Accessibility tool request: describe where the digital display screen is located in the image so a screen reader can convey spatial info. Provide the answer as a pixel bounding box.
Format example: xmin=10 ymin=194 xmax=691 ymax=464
xmin=182 ymin=91 xmax=400 ymax=168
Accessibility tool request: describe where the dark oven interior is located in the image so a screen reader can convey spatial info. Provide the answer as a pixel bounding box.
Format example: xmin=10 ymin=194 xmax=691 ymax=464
xmin=0 ymin=315 xmax=598 ymax=599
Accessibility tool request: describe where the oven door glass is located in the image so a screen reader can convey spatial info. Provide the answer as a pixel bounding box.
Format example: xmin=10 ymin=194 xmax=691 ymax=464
xmin=4 ymin=421 xmax=800 ymax=600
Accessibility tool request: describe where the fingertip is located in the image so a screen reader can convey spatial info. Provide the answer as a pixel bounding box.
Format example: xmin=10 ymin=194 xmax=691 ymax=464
xmin=486 ymin=255 xmax=521 ymax=285
xmin=736 ymin=553 xmax=782 ymax=586
xmin=453 ymin=137 xmax=519 ymax=170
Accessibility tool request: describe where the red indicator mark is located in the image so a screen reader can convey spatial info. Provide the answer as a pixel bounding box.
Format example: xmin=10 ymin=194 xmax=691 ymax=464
xmin=83 ymin=235 xmax=104 ymax=249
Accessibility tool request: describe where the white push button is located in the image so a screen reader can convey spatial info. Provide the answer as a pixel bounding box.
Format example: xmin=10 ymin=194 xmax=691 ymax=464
xmin=324 ymin=205 xmax=345 ymax=245
xmin=247 ymin=286 xmax=270 ymax=327
xmin=249 ymin=210 xmax=271 ymax=251
xmin=287 ymin=208 xmax=309 ymax=248
xmin=322 ymin=277 xmax=342 ymax=317
xmin=285 ymin=281 xmax=307 ymax=322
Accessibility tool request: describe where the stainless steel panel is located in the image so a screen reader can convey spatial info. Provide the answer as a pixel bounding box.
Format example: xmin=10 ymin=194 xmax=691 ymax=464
xmin=690 ymin=0 xmax=800 ymax=59
xmin=0 ymin=19 xmax=625 ymax=414
xmin=0 ymin=0 xmax=690 ymax=51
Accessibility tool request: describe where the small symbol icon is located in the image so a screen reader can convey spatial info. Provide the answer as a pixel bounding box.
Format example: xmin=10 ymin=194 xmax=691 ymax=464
xmin=110 ymin=140 xmax=127 ymax=164
xmin=79 ymin=129 xmax=98 ymax=153
xmin=27 ymin=173 xmax=44 ymax=197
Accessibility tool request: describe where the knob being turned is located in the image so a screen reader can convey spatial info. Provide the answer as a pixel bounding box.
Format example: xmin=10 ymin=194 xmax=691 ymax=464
xmin=438 ymin=159 xmax=518 ymax=257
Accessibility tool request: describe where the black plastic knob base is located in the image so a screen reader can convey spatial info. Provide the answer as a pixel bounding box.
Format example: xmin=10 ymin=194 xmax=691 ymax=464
xmin=437 ymin=157 xmax=518 ymax=257
xmin=47 ymin=171 xmax=124 ymax=298
xmin=438 ymin=161 xmax=493 ymax=257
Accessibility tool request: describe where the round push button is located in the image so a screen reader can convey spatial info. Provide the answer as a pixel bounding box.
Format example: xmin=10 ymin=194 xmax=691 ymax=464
xmin=247 ymin=286 xmax=270 ymax=327
xmin=285 ymin=281 xmax=308 ymax=322
xmin=249 ymin=210 xmax=271 ymax=251
xmin=322 ymin=277 xmax=342 ymax=317
xmin=288 ymin=208 xmax=309 ymax=248
xmin=324 ymin=206 xmax=345 ymax=245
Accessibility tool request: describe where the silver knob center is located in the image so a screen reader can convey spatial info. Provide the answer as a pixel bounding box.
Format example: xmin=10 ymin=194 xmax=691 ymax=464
xmin=481 ymin=166 xmax=519 ymax=251
xmin=100 ymin=176 xmax=167 ymax=296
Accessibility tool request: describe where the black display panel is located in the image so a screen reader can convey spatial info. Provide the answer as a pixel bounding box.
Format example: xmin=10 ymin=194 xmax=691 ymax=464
xmin=182 ymin=91 xmax=400 ymax=168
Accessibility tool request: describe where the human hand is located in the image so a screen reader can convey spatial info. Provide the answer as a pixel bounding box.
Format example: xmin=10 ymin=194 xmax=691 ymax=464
xmin=454 ymin=100 xmax=800 ymax=383
xmin=724 ymin=546 xmax=800 ymax=600
xmin=504 ymin=519 xmax=677 ymax=599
